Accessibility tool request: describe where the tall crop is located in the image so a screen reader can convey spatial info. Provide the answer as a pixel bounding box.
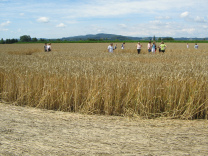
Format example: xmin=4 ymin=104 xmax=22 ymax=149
xmin=0 ymin=43 xmax=207 ymax=119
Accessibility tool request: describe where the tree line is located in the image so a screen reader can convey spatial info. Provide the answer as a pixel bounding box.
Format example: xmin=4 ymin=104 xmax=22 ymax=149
xmin=0 ymin=38 xmax=18 ymax=44
xmin=0 ymin=35 xmax=47 ymax=44
xmin=1 ymin=35 xmax=207 ymax=44
xmin=0 ymin=35 xmax=175 ymax=44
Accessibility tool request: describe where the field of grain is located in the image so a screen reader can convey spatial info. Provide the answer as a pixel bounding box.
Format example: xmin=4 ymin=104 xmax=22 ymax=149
xmin=0 ymin=43 xmax=207 ymax=119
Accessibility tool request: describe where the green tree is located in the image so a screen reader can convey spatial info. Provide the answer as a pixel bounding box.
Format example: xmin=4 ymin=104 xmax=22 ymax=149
xmin=39 ymin=38 xmax=46 ymax=42
xmin=20 ymin=35 xmax=31 ymax=42
xmin=32 ymin=37 xmax=38 ymax=42
xmin=163 ymin=37 xmax=174 ymax=41
xmin=11 ymin=39 xmax=18 ymax=43
xmin=0 ymin=38 xmax=5 ymax=44
xmin=5 ymin=39 xmax=12 ymax=44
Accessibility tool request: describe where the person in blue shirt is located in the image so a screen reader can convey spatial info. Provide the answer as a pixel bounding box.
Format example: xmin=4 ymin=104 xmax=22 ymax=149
xmin=121 ymin=42 xmax=125 ymax=49
xmin=151 ymin=41 xmax=156 ymax=53
xmin=194 ymin=43 xmax=198 ymax=49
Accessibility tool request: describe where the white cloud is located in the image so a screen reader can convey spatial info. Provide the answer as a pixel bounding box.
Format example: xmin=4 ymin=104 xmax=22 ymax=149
xmin=182 ymin=28 xmax=195 ymax=33
xmin=1 ymin=0 xmax=208 ymax=38
xmin=97 ymin=29 xmax=102 ymax=33
xmin=203 ymin=25 xmax=208 ymax=29
xmin=118 ymin=24 xmax=127 ymax=28
xmin=62 ymin=0 xmax=206 ymax=20
xmin=90 ymin=25 xmax=105 ymax=33
xmin=0 ymin=21 xmax=11 ymax=27
xmin=119 ymin=20 xmax=202 ymax=38
xmin=155 ymin=16 xmax=171 ymax=20
xmin=0 ymin=20 xmax=10 ymax=32
xmin=66 ymin=21 xmax=78 ymax=24
xmin=0 ymin=28 xmax=9 ymax=31
xmin=63 ymin=1 xmax=166 ymax=19
xmin=149 ymin=20 xmax=163 ymax=25
xmin=180 ymin=11 xmax=207 ymax=23
xmin=56 ymin=23 xmax=66 ymax=28
xmin=194 ymin=16 xmax=206 ymax=23
xmin=37 ymin=17 xmax=50 ymax=23
xmin=180 ymin=11 xmax=189 ymax=18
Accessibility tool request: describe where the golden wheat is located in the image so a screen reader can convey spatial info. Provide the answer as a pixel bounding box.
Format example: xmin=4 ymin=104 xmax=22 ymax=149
xmin=0 ymin=43 xmax=207 ymax=119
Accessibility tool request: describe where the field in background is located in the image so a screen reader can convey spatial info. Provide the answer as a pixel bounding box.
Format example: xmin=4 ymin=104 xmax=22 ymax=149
xmin=0 ymin=43 xmax=207 ymax=119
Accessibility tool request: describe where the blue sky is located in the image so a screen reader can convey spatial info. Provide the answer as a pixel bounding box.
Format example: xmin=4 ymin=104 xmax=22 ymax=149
xmin=0 ymin=0 xmax=208 ymax=39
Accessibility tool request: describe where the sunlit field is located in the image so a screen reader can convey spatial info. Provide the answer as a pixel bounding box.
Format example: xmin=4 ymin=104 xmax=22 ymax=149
xmin=0 ymin=43 xmax=207 ymax=119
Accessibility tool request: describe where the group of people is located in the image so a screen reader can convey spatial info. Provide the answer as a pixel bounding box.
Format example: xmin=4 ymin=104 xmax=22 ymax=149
xmin=146 ymin=41 xmax=167 ymax=54
xmin=44 ymin=43 xmax=52 ymax=52
xmin=107 ymin=42 xmax=125 ymax=53
xmin=108 ymin=41 xmax=167 ymax=54
xmin=44 ymin=42 xmax=199 ymax=54
xmin=187 ymin=43 xmax=199 ymax=49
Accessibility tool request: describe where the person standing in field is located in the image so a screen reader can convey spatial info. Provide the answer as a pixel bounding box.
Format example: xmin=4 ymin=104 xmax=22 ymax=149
xmin=108 ymin=43 xmax=114 ymax=53
xmin=121 ymin=42 xmax=125 ymax=49
xmin=136 ymin=42 xmax=142 ymax=54
xmin=158 ymin=43 xmax=161 ymax=53
xmin=114 ymin=44 xmax=117 ymax=50
xmin=159 ymin=41 xmax=167 ymax=53
xmin=47 ymin=43 xmax=52 ymax=51
xmin=147 ymin=41 xmax=151 ymax=53
xmin=155 ymin=42 xmax=157 ymax=53
xmin=151 ymin=41 xmax=156 ymax=53
xmin=194 ymin=43 xmax=198 ymax=49
xmin=44 ymin=43 xmax=48 ymax=52
xmin=187 ymin=43 xmax=189 ymax=48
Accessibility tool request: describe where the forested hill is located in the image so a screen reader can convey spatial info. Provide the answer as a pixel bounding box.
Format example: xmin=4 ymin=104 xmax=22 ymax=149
xmin=61 ymin=33 xmax=208 ymax=41
xmin=61 ymin=33 xmax=143 ymax=41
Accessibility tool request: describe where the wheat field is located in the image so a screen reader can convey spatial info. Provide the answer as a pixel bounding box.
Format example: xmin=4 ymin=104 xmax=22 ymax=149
xmin=0 ymin=43 xmax=207 ymax=119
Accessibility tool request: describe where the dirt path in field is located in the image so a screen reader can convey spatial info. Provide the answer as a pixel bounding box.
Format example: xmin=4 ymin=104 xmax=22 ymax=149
xmin=0 ymin=103 xmax=208 ymax=156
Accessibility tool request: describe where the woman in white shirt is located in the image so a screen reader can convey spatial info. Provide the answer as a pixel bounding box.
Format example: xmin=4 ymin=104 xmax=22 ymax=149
xmin=136 ymin=42 xmax=142 ymax=54
xmin=108 ymin=43 xmax=114 ymax=53
xmin=47 ymin=43 xmax=51 ymax=51
xmin=147 ymin=41 xmax=151 ymax=53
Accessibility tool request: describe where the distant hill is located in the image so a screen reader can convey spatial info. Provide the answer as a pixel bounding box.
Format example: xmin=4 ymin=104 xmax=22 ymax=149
xmin=61 ymin=33 xmax=143 ymax=41
xmin=60 ymin=33 xmax=208 ymax=41
xmin=174 ymin=37 xmax=208 ymax=41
